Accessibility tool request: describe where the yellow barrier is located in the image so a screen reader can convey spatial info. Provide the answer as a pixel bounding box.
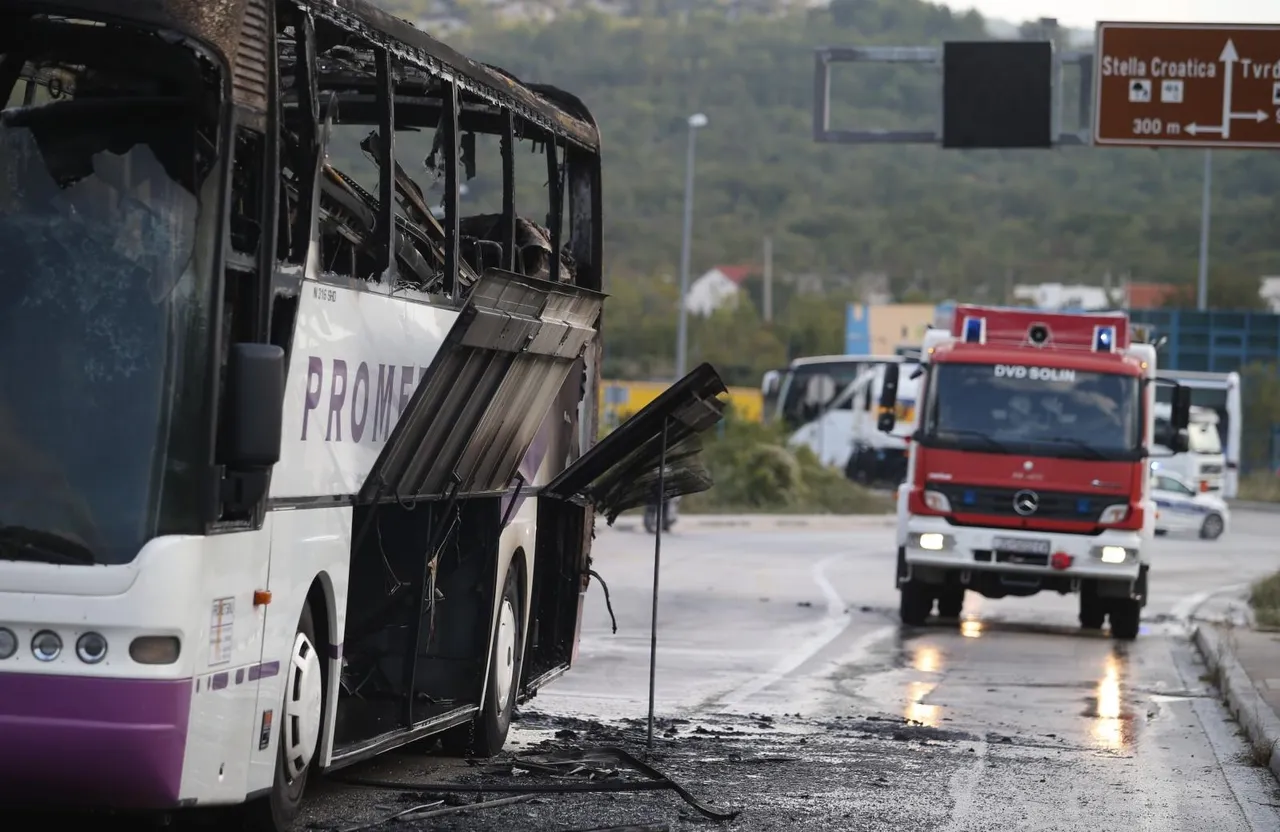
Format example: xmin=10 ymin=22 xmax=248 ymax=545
xmin=599 ymin=379 xmax=762 ymax=431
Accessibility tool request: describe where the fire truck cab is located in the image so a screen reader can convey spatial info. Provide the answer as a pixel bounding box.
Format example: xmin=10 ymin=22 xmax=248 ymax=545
xmin=877 ymin=305 xmax=1191 ymax=640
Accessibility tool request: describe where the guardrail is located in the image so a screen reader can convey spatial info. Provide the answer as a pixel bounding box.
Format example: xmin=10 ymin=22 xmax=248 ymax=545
xmin=1229 ymin=499 xmax=1280 ymax=513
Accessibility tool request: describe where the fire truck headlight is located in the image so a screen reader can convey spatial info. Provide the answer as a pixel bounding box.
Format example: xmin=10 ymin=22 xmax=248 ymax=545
xmin=912 ymin=532 xmax=954 ymax=552
xmin=1093 ymin=545 xmax=1132 ymax=564
xmin=1098 ymin=504 xmax=1129 ymax=524
xmin=923 ymin=490 xmax=952 ymax=512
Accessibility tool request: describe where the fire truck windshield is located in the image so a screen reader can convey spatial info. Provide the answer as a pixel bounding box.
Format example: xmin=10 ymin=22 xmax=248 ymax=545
xmin=922 ymin=362 xmax=1143 ymax=461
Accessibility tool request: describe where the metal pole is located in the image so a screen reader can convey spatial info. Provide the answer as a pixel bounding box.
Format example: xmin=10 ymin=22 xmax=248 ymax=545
xmin=647 ymin=418 xmax=669 ymax=751
xmin=675 ymin=115 xmax=705 ymax=379
xmin=1197 ymin=149 xmax=1212 ymax=311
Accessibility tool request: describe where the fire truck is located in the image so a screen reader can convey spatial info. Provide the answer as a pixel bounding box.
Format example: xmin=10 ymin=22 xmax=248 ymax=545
xmin=876 ymin=305 xmax=1191 ymax=640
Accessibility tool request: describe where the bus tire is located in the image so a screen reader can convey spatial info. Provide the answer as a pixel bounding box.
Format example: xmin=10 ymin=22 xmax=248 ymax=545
xmin=246 ymin=602 xmax=324 ymax=832
xmin=444 ymin=564 xmax=524 ymax=758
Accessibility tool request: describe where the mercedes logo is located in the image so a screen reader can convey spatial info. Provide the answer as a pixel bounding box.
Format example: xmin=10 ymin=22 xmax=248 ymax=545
xmin=1013 ymin=489 xmax=1039 ymax=516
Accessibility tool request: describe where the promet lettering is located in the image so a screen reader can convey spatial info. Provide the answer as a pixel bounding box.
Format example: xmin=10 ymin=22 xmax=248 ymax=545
xmin=301 ymin=357 xmax=433 ymax=443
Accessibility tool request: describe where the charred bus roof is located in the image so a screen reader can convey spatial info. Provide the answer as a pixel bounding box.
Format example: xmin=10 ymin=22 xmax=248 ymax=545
xmin=8 ymin=0 xmax=599 ymax=149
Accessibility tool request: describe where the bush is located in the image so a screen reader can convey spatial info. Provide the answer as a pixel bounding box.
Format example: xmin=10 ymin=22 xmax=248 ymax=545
xmin=1238 ymin=471 xmax=1280 ymax=503
xmin=680 ymin=410 xmax=893 ymax=514
xmin=1250 ymin=571 xmax=1280 ymax=629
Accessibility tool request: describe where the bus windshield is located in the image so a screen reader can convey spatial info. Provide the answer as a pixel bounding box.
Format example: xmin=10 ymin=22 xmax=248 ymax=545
xmin=922 ymin=362 xmax=1143 ymax=461
xmin=0 ymin=23 xmax=219 ymax=564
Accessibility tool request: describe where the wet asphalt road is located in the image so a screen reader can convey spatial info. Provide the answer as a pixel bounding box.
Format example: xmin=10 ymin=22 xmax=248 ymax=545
xmin=295 ymin=509 xmax=1280 ymax=832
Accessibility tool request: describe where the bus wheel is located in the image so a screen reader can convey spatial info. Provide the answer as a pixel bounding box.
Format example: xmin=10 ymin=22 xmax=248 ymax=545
xmin=443 ymin=564 xmax=524 ymax=758
xmin=247 ymin=603 xmax=324 ymax=831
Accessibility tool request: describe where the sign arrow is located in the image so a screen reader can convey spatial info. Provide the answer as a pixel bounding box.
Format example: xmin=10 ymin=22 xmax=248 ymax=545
xmin=1220 ymin=39 xmax=1237 ymax=139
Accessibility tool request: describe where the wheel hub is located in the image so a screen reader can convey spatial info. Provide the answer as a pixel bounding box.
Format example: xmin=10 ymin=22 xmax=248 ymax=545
xmin=283 ymin=631 xmax=323 ymax=781
xmin=495 ymin=599 xmax=517 ymax=711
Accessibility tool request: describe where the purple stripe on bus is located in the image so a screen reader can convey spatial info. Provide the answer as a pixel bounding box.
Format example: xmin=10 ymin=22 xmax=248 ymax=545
xmin=0 ymin=673 xmax=191 ymax=808
xmin=235 ymin=668 xmax=244 ymax=685
xmin=210 ymin=672 xmax=229 ymax=691
xmin=248 ymin=660 xmax=281 ymax=681
xmin=328 ymin=642 xmax=343 ymax=660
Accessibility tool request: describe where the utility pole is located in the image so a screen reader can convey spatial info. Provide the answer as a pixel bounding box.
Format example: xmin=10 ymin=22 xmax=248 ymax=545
xmin=763 ymin=235 xmax=774 ymax=323
xmin=675 ymin=112 xmax=708 ymax=379
xmin=1197 ymin=149 xmax=1212 ymax=311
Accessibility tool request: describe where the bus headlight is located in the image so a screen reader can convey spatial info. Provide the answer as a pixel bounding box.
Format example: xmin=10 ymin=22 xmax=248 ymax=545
xmin=76 ymin=632 xmax=108 ymax=664
xmin=0 ymin=627 xmax=16 ymax=660
xmin=1098 ymin=504 xmax=1129 ymax=524
xmin=31 ymin=630 xmax=62 ymax=662
xmin=130 ymin=636 xmax=181 ymax=665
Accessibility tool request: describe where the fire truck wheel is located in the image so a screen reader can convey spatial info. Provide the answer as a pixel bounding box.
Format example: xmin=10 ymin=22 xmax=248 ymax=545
xmin=1078 ymin=599 xmax=1105 ymax=630
xmin=937 ymin=588 xmax=964 ymax=619
xmin=1200 ymin=513 xmax=1224 ymax=541
xmin=1108 ymin=600 xmax=1141 ymax=641
xmin=899 ymin=582 xmax=932 ymax=626
xmin=245 ymin=602 xmax=324 ymax=832
xmin=443 ymin=564 xmax=524 ymax=757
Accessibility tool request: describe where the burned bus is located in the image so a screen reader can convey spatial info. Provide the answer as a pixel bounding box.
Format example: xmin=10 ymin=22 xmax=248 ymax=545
xmin=0 ymin=1 xmax=726 ymax=828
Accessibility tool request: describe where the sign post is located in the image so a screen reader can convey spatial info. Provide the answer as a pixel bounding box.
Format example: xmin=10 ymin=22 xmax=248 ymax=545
xmin=1093 ymin=22 xmax=1280 ymax=149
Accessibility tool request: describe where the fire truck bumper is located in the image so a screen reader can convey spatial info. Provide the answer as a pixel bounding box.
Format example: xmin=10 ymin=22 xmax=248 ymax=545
xmin=899 ymin=515 xmax=1144 ymax=583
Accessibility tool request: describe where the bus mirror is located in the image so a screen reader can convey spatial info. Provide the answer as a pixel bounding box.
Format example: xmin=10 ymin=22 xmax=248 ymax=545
xmin=1172 ymin=385 xmax=1192 ymax=432
xmin=225 ymin=343 xmax=286 ymax=469
xmin=761 ymin=371 xmax=779 ymax=398
xmin=877 ymin=364 xmax=900 ymax=433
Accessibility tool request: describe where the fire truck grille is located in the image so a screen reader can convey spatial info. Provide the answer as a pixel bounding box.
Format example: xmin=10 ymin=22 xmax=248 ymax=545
xmin=930 ymin=484 xmax=1125 ymax=523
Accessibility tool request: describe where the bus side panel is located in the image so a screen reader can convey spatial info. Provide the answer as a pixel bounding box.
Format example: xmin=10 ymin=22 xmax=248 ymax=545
xmin=270 ymin=281 xmax=461 ymax=502
xmin=177 ymin=524 xmax=273 ymax=805
xmin=251 ymin=504 xmax=353 ymax=789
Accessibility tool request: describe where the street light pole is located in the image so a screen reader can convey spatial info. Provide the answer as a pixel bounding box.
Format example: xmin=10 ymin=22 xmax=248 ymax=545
xmin=1197 ymin=149 xmax=1212 ymax=311
xmin=675 ymin=112 xmax=707 ymax=379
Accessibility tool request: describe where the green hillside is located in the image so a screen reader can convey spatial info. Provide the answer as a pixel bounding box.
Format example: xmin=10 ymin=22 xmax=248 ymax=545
xmin=340 ymin=0 xmax=1280 ymax=382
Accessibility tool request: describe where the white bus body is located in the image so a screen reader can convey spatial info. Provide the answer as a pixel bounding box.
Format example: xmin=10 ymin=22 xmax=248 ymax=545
xmin=1154 ymin=370 xmax=1241 ymax=497
xmin=1152 ymin=403 xmax=1226 ymax=493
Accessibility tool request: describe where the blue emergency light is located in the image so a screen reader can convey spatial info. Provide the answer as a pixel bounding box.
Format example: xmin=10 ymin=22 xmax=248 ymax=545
xmin=1093 ymin=325 xmax=1116 ymax=353
xmin=962 ymin=316 xmax=985 ymax=344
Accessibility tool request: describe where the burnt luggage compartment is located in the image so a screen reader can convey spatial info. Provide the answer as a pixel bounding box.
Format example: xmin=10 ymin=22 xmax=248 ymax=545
xmin=336 ymin=266 xmax=605 ymax=758
xmin=522 ymin=362 xmax=729 ymax=694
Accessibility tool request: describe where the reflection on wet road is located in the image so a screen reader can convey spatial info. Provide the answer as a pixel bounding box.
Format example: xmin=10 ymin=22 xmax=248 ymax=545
xmin=527 ymin=513 xmax=1280 ymax=830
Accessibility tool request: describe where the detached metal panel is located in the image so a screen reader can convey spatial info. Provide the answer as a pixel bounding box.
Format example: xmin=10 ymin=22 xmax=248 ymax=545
xmin=358 ymin=268 xmax=603 ymax=503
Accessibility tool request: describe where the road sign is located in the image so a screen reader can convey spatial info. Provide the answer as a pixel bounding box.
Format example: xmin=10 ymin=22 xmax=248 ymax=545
xmin=1093 ymin=22 xmax=1280 ymax=149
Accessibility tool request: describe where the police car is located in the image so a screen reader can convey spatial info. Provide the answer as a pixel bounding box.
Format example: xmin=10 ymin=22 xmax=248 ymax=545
xmin=1151 ymin=466 xmax=1229 ymax=540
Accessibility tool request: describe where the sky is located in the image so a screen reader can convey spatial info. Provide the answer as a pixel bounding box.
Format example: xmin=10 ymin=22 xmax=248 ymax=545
xmin=942 ymin=0 xmax=1276 ymax=30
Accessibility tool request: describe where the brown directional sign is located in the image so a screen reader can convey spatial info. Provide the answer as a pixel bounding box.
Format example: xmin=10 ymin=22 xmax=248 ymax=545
xmin=1093 ymin=22 xmax=1280 ymax=149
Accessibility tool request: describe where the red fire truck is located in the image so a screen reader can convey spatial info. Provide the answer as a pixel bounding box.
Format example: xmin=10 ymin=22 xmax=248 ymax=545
xmin=876 ymin=305 xmax=1191 ymax=639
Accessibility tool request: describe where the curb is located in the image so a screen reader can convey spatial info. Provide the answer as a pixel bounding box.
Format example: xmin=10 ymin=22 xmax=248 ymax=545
xmin=1193 ymin=624 xmax=1280 ymax=782
xmin=1229 ymin=500 xmax=1280 ymax=513
xmin=598 ymin=513 xmax=897 ymax=532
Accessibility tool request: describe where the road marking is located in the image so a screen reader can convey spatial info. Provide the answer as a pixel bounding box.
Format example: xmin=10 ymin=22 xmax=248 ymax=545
xmin=713 ymin=553 xmax=893 ymax=708
xmin=1170 ymin=582 xmax=1251 ymax=624
xmin=938 ymin=736 xmax=988 ymax=832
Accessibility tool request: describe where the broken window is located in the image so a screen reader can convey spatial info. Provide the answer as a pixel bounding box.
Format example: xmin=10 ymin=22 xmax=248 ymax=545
xmin=0 ymin=14 xmax=222 ymax=562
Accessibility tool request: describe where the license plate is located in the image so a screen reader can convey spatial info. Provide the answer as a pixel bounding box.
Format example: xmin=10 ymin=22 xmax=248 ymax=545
xmin=991 ymin=536 xmax=1051 ymax=555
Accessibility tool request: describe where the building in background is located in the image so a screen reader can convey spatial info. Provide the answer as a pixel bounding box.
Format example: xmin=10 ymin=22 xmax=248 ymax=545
xmin=683 ymin=264 xmax=755 ymax=316
xmin=844 ymin=303 xmax=936 ymax=355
